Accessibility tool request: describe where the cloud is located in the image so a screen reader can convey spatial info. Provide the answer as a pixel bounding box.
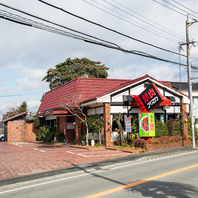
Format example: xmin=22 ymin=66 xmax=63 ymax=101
xmin=16 ymin=67 xmax=48 ymax=92
xmin=0 ymin=0 xmax=197 ymax=116
xmin=26 ymin=99 xmax=41 ymax=112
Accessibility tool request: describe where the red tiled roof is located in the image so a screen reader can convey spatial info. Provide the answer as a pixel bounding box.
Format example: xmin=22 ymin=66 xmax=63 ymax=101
xmin=37 ymin=77 xmax=131 ymax=114
xmin=37 ymin=74 xmax=183 ymax=114
xmin=2 ymin=111 xmax=27 ymax=122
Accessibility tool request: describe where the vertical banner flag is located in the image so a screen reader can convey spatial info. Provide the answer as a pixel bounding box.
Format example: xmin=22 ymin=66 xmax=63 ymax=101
xmin=125 ymin=117 xmax=131 ymax=133
xmin=139 ymin=113 xmax=155 ymax=137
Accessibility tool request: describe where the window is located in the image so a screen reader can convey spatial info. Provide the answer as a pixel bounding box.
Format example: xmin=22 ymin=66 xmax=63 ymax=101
xmin=193 ymin=97 xmax=198 ymax=105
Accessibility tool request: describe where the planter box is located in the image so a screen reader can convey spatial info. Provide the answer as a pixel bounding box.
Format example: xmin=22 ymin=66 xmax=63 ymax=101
xmin=145 ymin=142 xmax=182 ymax=152
xmin=106 ymin=147 xmax=145 ymax=153
xmin=183 ymin=140 xmax=192 ymax=146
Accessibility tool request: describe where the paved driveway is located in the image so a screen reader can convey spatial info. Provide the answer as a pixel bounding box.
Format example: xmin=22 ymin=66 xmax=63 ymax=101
xmin=0 ymin=142 xmax=133 ymax=180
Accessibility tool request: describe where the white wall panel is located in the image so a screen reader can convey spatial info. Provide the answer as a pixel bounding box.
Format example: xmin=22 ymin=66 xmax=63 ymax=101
xmin=111 ymin=106 xmax=128 ymax=114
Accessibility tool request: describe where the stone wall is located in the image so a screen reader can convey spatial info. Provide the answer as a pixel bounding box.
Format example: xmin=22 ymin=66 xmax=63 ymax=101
xmin=7 ymin=120 xmax=36 ymax=142
xmin=103 ymin=103 xmax=112 ymax=147
xmin=26 ymin=121 xmax=37 ymax=142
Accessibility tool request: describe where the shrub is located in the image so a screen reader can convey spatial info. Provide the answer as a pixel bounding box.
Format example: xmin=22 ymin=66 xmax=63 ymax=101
xmin=166 ymin=119 xmax=175 ymax=136
xmin=95 ymin=141 xmax=101 ymax=147
xmin=131 ymin=116 xmax=139 ymax=134
xmin=56 ymin=133 xmax=65 ymax=142
xmin=188 ymin=117 xmax=198 ymax=140
xmin=155 ymin=119 xmax=169 ymax=137
xmin=34 ymin=116 xmax=41 ymax=128
xmin=145 ymin=135 xmax=183 ymax=145
xmin=36 ymin=125 xmax=54 ymax=142
xmin=133 ymin=138 xmax=146 ymax=149
xmin=122 ymin=142 xmax=129 ymax=147
xmin=173 ymin=117 xmax=184 ymax=136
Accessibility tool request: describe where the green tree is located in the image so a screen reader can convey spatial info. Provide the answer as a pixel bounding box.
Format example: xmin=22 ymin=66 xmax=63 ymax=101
xmin=173 ymin=117 xmax=184 ymax=136
xmin=87 ymin=115 xmax=104 ymax=145
xmin=131 ymin=116 xmax=139 ymax=134
xmin=16 ymin=101 xmax=27 ymax=114
xmin=42 ymin=57 xmax=109 ymax=89
xmin=113 ymin=112 xmax=124 ymax=146
xmin=6 ymin=101 xmax=27 ymax=118
xmin=155 ymin=119 xmax=169 ymax=137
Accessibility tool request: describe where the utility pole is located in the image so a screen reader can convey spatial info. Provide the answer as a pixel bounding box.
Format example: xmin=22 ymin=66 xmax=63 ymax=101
xmin=178 ymin=43 xmax=183 ymax=91
xmin=181 ymin=15 xmax=196 ymax=148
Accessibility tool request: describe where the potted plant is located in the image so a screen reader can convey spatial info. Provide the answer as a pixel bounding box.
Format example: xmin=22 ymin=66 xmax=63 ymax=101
xmin=81 ymin=135 xmax=86 ymax=146
xmin=91 ymin=133 xmax=95 ymax=147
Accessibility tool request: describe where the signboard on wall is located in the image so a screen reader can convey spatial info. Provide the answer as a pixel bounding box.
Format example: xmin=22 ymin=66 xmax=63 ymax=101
xmin=139 ymin=83 xmax=163 ymax=112
xmin=67 ymin=123 xmax=75 ymax=129
xmin=139 ymin=113 xmax=155 ymax=137
xmin=125 ymin=117 xmax=131 ymax=133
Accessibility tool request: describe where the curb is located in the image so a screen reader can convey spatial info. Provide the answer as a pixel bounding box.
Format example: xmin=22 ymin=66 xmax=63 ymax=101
xmin=145 ymin=148 xmax=198 ymax=160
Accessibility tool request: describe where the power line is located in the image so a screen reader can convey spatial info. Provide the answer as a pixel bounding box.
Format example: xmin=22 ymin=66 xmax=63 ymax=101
xmin=153 ymin=0 xmax=187 ymax=17
xmin=172 ymin=0 xmax=198 ymax=17
xmin=0 ymin=3 xmax=119 ymax=49
xmin=102 ymin=0 xmax=183 ymax=41
xmin=0 ymin=91 xmax=44 ymax=97
xmin=154 ymin=0 xmax=198 ymax=19
xmin=0 ymin=8 xmax=187 ymax=67
xmin=162 ymin=0 xmax=196 ymax=16
xmin=85 ymin=39 xmax=187 ymax=66
xmin=112 ymin=0 xmax=184 ymax=40
xmin=91 ymin=0 xmax=178 ymax=43
xmin=38 ymin=0 xmax=187 ymax=57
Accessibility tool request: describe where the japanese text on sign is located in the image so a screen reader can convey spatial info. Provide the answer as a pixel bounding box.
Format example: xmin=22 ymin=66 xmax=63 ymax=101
xmin=139 ymin=83 xmax=163 ymax=112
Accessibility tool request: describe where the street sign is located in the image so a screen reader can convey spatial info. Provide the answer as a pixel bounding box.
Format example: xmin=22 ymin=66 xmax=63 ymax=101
xmin=125 ymin=117 xmax=131 ymax=133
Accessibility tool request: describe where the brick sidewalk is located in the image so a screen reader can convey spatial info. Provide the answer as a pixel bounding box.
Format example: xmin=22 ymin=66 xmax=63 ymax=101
xmin=0 ymin=142 xmax=133 ymax=180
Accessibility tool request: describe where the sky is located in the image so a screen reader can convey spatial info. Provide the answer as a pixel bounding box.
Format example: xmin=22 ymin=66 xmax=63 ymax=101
xmin=0 ymin=0 xmax=198 ymax=117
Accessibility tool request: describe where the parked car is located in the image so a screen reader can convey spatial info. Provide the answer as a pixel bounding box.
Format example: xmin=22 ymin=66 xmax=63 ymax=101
xmin=0 ymin=134 xmax=4 ymax=141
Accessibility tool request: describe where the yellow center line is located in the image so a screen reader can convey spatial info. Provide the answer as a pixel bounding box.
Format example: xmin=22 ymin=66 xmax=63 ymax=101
xmin=85 ymin=163 xmax=198 ymax=198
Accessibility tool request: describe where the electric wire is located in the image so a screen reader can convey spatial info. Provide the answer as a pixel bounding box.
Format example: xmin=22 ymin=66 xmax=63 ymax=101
xmin=162 ymin=0 xmax=196 ymax=16
xmin=92 ymin=0 xmax=177 ymax=43
xmin=154 ymin=0 xmax=198 ymax=19
xmin=103 ymin=0 xmax=183 ymax=41
xmin=38 ymin=0 xmax=187 ymax=57
xmin=112 ymin=0 xmax=184 ymax=40
xmin=0 ymin=9 xmax=96 ymax=42
xmin=0 ymin=2 xmax=119 ymax=49
xmin=85 ymin=39 xmax=188 ymax=66
xmin=0 ymin=91 xmax=44 ymax=97
xmin=153 ymin=0 xmax=187 ymax=17
xmin=172 ymin=0 xmax=198 ymax=17
xmin=0 ymin=9 xmax=187 ymax=67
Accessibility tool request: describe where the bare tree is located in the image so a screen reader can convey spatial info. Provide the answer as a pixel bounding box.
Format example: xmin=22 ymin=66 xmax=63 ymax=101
xmin=6 ymin=106 xmax=18 ymax=117
xmin=58 ymin=93 xmax=89 ymax=145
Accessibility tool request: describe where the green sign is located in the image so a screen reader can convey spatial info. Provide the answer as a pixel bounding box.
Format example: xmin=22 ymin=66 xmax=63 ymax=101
xmin=139 ymin=113 xmax=155 ymax=137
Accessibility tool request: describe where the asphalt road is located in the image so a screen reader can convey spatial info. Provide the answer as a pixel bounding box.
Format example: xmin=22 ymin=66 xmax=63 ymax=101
xmin=0 ymin=150 xmax=198 ymax=198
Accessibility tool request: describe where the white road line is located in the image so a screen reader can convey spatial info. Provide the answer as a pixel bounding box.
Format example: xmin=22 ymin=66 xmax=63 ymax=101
xmin=74 ymin=151 xmax=124 ymax=154
xmin=33 ymin=148 xmax=46 ymax=153
xmin=85 ymin=153 xmax=132 ymax=157
xmin=44 ymin=149 xmax=83 ymax=152
xmin=77 ymin=154 xmax=88 ymax=157
xmin=0 ymin=151 xmax=197 ymax=195
xmin=66 ymin=151 xmax=74 ymax=154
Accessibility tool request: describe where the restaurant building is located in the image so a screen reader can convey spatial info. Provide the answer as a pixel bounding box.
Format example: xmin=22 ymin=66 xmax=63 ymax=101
xmin=37 ymin=74 xmax=190 ymax=146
